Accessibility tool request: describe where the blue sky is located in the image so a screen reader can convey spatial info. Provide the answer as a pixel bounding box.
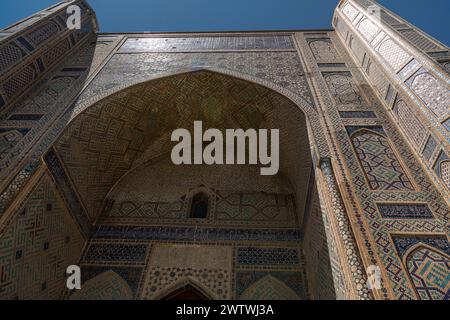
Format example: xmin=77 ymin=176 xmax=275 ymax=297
xmin=1 ymin=0 xmax=449 ymax=46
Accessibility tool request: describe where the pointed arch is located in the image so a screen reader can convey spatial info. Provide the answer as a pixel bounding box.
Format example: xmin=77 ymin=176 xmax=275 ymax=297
xmin=51 ymin=69 xmax=325 ymax=221
xmin=153 ymin=278 xmax=216 ymax=300
xmin=403 ymin=243 xmax=450 ymax=300
xmin=69 ymin=270 xmax=133 ymax=300
xmin=240 ymin=275 xmax=301 ymax=300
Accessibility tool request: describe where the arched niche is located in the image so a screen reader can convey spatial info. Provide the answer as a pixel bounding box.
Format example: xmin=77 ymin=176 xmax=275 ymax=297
xmin=69 ymin=270 xmax=134 ymax=300
xmin=240 ymin=275 xmax=301 ymax=300
xmin=403 ymin=243 xmax=450 ymax=300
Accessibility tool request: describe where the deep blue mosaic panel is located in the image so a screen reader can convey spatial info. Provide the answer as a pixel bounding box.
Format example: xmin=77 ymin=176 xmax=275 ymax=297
xmin=345 ymin=125 xmax=385 ymax=136
xmin=82 ymin=243 xmax=148 ymax=264
xmin=422 ymin=136 xmax=438 ymax=161
xmin=338 ymin=111 xmax=377 ymax=119
xmin=93 ymin=225 xmax=302 ymax=242
xmin=8 ymin=114 xmax=43 ymax=121
xmin=377 ymin=203 xmax=434 ymax=219
xmin=236 ymin=247 xmax=300 ymax=266
xmin=392 ymin=235 xmax=450 ymax=258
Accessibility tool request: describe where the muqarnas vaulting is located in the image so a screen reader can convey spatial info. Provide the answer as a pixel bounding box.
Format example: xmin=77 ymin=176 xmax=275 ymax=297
xmin=0 ymin=0 xmax=448 ymax=300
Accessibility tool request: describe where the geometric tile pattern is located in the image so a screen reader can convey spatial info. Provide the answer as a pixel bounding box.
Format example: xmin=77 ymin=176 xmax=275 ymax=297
xmin=357 ymin=19 xmax=379 ymax=42
xmin=323 ymin=72 xmax=363 ymax=105
xmin=307 ymin=39 xmax=340 ymax=61
xmin=393 ymin=99 xmax=428 ymax=148
xmin=142 ymin=267 xmax=230 ymax=300
xmin=350 ymin=129 xmax=414 ymax=191
xmin=391 ymin=236 xmax=450 ymax=258
xmin=307 ymin=23 xmax=450 ymax=299
xmin=92 ymin=225 xmax=303 ymax=243
xmin=377 ymin=39 xmax=411 ymax=72
xmin=216 ymin=192 xmax=296 ymax=227
xmin=82 ymin=243 xmax=149 ymax=264
xmin=422 ymin=136 xmax=438 ymax=161
xmin=55 ymin=70 xmax=313 ymax=221
xmin=0 ymin=174 xmax=84 ymax=299
xmin=406 ymin=248 xmax=450 ymax=300
xmin=441 ymin=161 xmax=450 ymax=190
xmin=408 ymin=69 xmax=450 ymax=119
xmin=0 ymin=128 xmax=30 ymax=161
xmin=44 ymin=148 xmax=91 ymax=237
xmin=338 ymin=111 xmax=376 ymax=118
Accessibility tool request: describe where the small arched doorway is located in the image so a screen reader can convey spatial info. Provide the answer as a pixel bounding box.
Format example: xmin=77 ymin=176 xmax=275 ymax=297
xmin=162 ymin=284 xmax=210 ymax=300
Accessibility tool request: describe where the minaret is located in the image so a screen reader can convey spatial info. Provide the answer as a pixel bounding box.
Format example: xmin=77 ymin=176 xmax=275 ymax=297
xmin=333 ymin=0 xmax=450 ymax=201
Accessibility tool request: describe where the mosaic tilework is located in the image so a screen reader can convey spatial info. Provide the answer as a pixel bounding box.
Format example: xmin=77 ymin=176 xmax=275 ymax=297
xmin=0 ymin=128 xmax=30 ymax=160
xmin=0 ymin=43 xmax=26 ymax=75
xmin=74 ymin=51 xmax=315 ymax=109
xmin=236 ymin=247 xmax=300 ymax=266
xmin=216 ymin=192 xmax=296 ymax=227
xmin=82 ymin=243 xmax=149 ymax=264
xmin=119 ymin=36 xmax=295 ymax=52
xmin=398 ymin=59 xmax=420 ymax=80
xmin=407 ymin=248 xmax=450 ymax=300
xmin=0 ymin=159 xmax=40 ymax=215
xmin=0 ymin=12 xmax=96 ymax=111
xmin=376 ymin=203 xmax=434 ymax=219
xmin=103 ymin=160 xmax=301 ymax=228
xmin=323 ymin=72 xmax=363 ymax=105
xmin=303 ymin=180 xmax=341 ymax=300
xmin=0 ymin=174 xmax=85 ymax=299
xmin=55 ymin=70 xmax=314 ymax=221
xmin=392 ymin=236 xmax=450 ymax=258
xmin=141 ymin=244 xmax=233 ymax=299
xmin=69 ymin=271 xmax=134 ymax=300
xmin=0 ymin=37 xmax=121 ymax=190
xmin=377 ymin=39 xmax=411 ymax=72
xmin=444 ymin=118 xmax=450 ymax=132
xmin=338 ymin=111 xmax=376 ymax=118
xmin=434 ymin=151 xmax=449 ymax=182
xmin=422 ymin=136 xmax=437 ymax=161
xmin=441 ymin=161 xmax=450 ymax=190
xmin=307 ymin=39 xmax=340 ymax=61
xmin=305 ymin=29 xmax=450 ymax=299
xmin=392 ymin=99 xmax=427 ymax=148
xmin=2 ymin=64 xmax=38 ymax=98
xmin=408 ymin=69 xmax=449 ymax=119
xmin=236 ymin=271 xmax=306 ymax=300
xmin=349 ymin=128 xmax=414 ymax=191
xmin=357 ymin=18 xmax=379 ymax=42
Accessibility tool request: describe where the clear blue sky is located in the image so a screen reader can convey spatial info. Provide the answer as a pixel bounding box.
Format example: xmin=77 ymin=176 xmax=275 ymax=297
xmin=1 ymin=0 xmax=449 ymax=46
